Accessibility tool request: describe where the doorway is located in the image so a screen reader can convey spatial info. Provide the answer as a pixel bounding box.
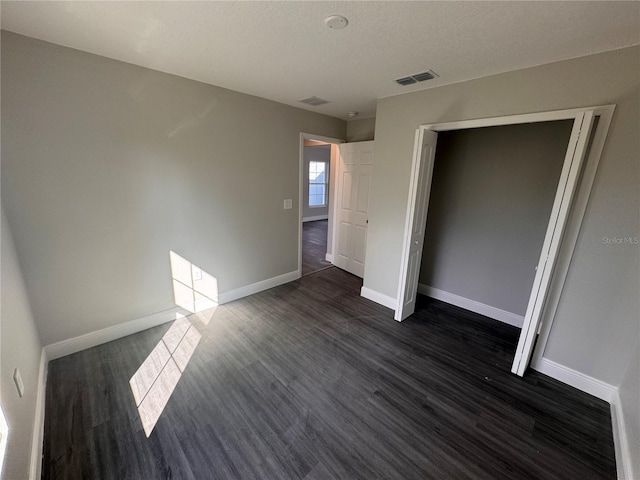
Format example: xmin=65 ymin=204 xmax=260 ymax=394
xmin=395 ymin=106 xmax=614 ymax=376
xmin=298 ymin=133 xmax=344 ymax=277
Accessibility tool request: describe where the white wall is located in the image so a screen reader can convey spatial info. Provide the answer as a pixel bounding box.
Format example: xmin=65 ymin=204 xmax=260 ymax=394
xmin=1 ymin=207 xmax=43 ymax=479
xmin=365 ymin=45 xmax=639 ymax=388
xmin=1 ymin=31 xmax=346 ymax=346
xmin=302 ymin=145 xmax=331 ymax=220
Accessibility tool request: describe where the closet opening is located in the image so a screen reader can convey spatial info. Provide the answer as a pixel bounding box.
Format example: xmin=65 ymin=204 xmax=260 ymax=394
xmin=395 ymin=106 xmax=614 ymax=376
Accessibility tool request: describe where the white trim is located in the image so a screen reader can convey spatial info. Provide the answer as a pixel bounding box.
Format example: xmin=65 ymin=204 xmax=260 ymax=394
xmin=327 ymin=144 xmax=340 ymax=267
xmin=325 ymin=253 xmax=334 ymax=263
xmin=421 ymin=105 xmax=611 ymax=132
xmin=43 ymin=270 xmax=301 ymax=360
xmin=360 ymin=287 xmax=397 ymax=311
xmin=28 ymin=270 xmax=301 ymax=476
xmin=218 ymin=270 xmax=299 ymax=304
xmin=396 ymin=105 xmax=615 ymax=377
xmin=44 ymin=306 xmax=181 ymax=360
xmin=299 ymin=133 xmax=346 ymax=145
xmin=29 ymin=350 xmax=47 ymax=480
xmin=512 ymin=111 xmax=595 ymax=376
xmin=533 ymin=357 xmax=632 ymax=479
xmin=418 ymin=284 xmax=524 ymax=328
xmin=610 ymin=390 xmax=634 ymax=480
xmin=395 ymin=128 xmax=427 ymax=321
xmin=302 ymin=214 xmax=328 ymax=222
xmin=531 ymin=105 xmax=615 ymax=366
xmin=532 ymin=358 xmax=616 ymax=402
xmin=299 ymin=133 xmax=345 ymax=278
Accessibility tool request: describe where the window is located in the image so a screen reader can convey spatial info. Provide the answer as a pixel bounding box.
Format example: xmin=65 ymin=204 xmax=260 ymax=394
xmin=309 ymin=161 xmax=328 ymax=207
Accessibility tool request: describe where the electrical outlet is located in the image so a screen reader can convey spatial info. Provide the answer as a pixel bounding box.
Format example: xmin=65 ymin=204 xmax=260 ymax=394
xmin=13 ymin=368 xmax=24 ymax=398
xmin=283 ymin=199 xmax=293 ymax=210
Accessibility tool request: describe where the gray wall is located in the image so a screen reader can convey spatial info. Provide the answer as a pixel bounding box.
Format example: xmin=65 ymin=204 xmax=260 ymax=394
xmin=1 ymin=32 xmax=346 ymax=346
xmin=346 ymin=117 xmax=376 ymax=142
xmin=1 ymin=207 xmax=43 ymax=479
xmin=419 ymin=121 xmax=572 ymax=317
xmin=302 ymin=145 xmax=330 ymax=220
xmin=365 ymin=45 xmax=639 ymax=390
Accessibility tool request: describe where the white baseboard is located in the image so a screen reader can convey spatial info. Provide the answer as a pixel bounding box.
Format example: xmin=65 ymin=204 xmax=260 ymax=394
xmin=303 ymin=215 xmax=328 ymax=222
xmin=43 ymin=271 xmax=301 ymax=360
xmin=532 ymin=358 xmax=616 ymax=402
xmin=28 ymin=270 xmax=299 ymax=477
xmin=218 ymin=270 xmax=299 ymax=304
xmin=325 ymin=253 xmax=334 ymax=263
xmin=360 ymin=287 xmax=397 ymax=310
xmin=417 ymin=284 xmax=524 ymax=328
xmin=533 ymin=360 xmax=628 ymax=478
xmin=29 ymin=349 xmax=47 ymax=480
xmin=44 ymin=306 xmax=181 ymax=360
xmin=610 ymin=390 xmax=633 ymax=480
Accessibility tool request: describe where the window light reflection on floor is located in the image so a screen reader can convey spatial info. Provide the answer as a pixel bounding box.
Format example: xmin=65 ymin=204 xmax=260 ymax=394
xmin=129 ymin=252 xmax=218 ymax=437
xmin=129 ymin=315 xmax=203 ymax=437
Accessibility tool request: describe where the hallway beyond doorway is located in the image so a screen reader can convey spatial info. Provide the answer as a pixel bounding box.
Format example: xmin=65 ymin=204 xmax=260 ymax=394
xmin=302 ymin=220 xmax=331 ymax=276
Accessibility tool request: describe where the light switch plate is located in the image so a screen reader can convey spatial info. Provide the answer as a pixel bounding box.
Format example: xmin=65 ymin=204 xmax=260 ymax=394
xmin=13 ymin=368 xmax=24 ymax=398
xmin=283 ymin=199 xmax=293 ymax=210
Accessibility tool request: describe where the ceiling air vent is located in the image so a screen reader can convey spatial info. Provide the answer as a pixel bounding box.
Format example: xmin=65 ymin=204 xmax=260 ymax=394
xmin=395 ymin=76 xmax=417 ymax=86
xmin=299 ymin=96 xmax=331 ymax=107
xmin=394 ymin=70 xmax=439 ymax=86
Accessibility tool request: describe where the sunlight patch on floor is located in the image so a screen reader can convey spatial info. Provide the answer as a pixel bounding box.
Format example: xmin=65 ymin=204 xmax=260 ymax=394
xmin=129 ymin=252 xmax=219 ymax=437
xmin=130 ymin=315 xmax=203 ymax=437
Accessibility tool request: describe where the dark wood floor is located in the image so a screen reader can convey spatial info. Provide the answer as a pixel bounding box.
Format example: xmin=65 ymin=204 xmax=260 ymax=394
xmin=43 ymin=267 xmax=616 ymax=479
xmin=302 ymin=220 xmax=331 ymax=276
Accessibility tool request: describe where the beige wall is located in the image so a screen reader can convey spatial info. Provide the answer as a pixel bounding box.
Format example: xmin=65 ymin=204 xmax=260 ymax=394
xmin=419 ymin=121 xmax=572 ymax=318
xmin=1 ymin=32 xmax=345 ymax=346
xmin=366 ymin=45 xmax=639 ymax=388
xmin=346 ymin=117 xmax=376 ymax=142
xmin=1 ymin=207 xmax=43 ymax=479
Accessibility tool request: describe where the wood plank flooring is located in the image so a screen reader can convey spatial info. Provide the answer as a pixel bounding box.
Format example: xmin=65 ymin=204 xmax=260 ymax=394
xmin=302 ymin=220 xmax=331 ymax=276
xmin=42 ymin=267 xmax=616 ymax=479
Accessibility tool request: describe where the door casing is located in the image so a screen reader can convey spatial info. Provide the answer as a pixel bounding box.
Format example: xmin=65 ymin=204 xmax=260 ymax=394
xmin=298 ymin=133 xmax=345 ymax=279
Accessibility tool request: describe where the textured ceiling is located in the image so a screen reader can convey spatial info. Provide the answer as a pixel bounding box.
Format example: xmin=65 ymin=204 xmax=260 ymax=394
xmin=2 ymin=1 xmax=639 ymax=120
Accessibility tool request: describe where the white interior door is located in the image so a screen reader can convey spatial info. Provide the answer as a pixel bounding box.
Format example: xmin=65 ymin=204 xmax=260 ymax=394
xmin=511 ymin=111 xmax=595 ymax=376
xmin=334 ymin=141 xmax=374 ymax=278
xmin=395 ymin=130 xmax=438 ymax=321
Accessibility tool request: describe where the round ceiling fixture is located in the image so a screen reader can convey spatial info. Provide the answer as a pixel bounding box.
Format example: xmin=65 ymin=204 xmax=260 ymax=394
xmin=347 ymin=111 xmax=359 ymax=118
xmin=325 ymin=15 xmax=348 ymax=30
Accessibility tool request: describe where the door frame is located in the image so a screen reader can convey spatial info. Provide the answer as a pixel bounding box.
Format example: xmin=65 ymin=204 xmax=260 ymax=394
xmin=395 ymin=105 xmax=615 ymax=375
xmin=298 ymin=133 xmax=345 ymax=278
